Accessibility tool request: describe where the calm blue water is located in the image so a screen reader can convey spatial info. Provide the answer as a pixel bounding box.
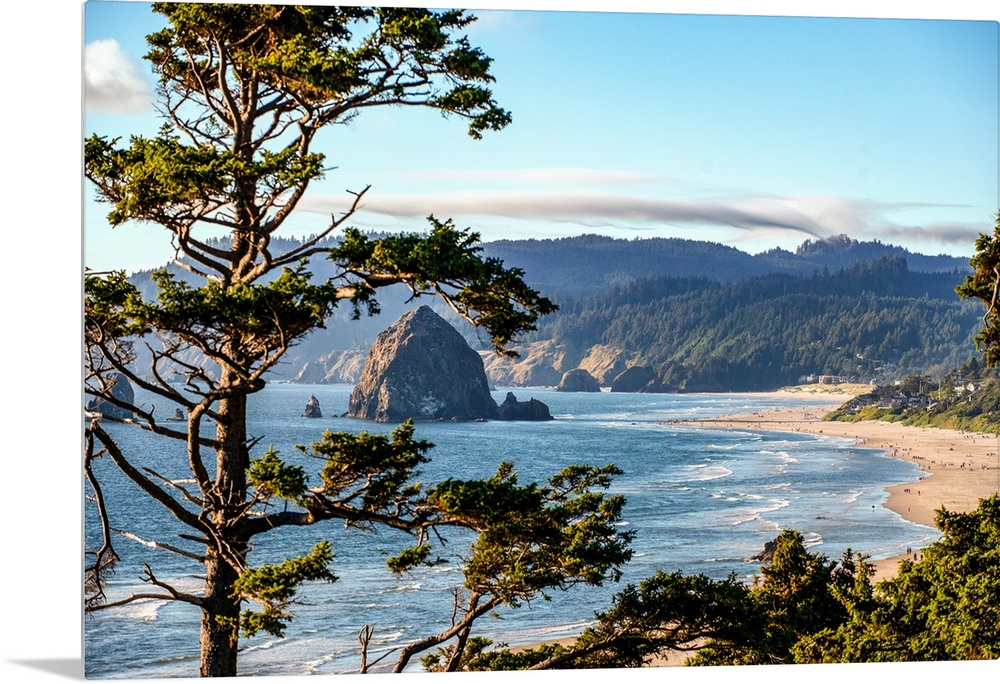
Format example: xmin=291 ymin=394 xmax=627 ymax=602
xmin=84 ymin=386 xmax=935 ymax=678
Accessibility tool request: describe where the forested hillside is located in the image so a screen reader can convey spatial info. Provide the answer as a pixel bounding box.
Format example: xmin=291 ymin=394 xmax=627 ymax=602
xmin=526 ymin=255 xmax=980 ymax=391
xmin=481 ymin=233 xmax=968 ymax=300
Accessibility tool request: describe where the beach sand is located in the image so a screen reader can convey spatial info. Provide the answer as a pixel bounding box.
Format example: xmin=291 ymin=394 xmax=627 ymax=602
xmin=518 ymin=390 xmax=1000 ymax=666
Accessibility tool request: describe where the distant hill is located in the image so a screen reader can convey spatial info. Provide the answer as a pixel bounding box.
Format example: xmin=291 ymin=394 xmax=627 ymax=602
xmin=496 ymin=255 xmax=981 ymax=392
xmin=481 ymin=234 xmax=969 ymax=300
xmin=119 ymin=233 xmax=977 ymax=387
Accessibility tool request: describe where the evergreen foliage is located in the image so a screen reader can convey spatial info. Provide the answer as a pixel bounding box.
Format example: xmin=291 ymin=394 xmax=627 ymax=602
xmin=826 ymin=357 xmax=1000 ymax=433
xmin=957 ymin=215 xmax=1000 ymax=366
xmin=537 ymin=255 xmax=979 ymax=390
xmin=437 ymin=496 xmax=999 ymax=669
xmin=82 ymin=5 xmax=572 ymax=678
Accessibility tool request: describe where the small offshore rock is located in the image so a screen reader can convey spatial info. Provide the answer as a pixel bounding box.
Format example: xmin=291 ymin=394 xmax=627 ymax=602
xmin=748 ymin=538 xmax=778 ymax=564
xmin=302 ymin=395 xmax=322 ymax=418
xmin=495 ymin=392 xmax=553 ymax=421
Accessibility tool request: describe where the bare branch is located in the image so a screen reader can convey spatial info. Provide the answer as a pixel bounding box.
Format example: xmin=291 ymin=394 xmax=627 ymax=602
xmin=84 ymin=429 xmax=120 ymax=610
xmin=113 ymin=528 xmax=205 ymax=563
xmin=267 ymin=185 xmax=371 ymax=270
xmin=391 ymin=592 xmax=502 ymax=673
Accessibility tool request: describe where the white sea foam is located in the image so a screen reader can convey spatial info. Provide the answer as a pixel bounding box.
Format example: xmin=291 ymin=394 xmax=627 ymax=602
xmin=723 ymin=499 xmax=790 ymax=528
xmin=841 ymin=489 xmax=862 ymax=504
xmin=803 ymin=533 xmax=824 ymax=549
xmin=682 ymin=464 xmax=733 ymax=482
xmin=372 ymin=630 xmax=405 ymax=644
xmin=241 ymin=638 xmax=281 ymax=653
xmin=107 ymin=596 xmax=166 ymax=622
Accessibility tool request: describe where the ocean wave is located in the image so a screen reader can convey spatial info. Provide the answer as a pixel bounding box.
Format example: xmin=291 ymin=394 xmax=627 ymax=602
xmin=241 ymin=637 xmax=282 ymax=653
xmin=803 ymin=532 xmax=824 ymax=548
xmin=371 ymin=630 xmax=405 ymax=644
xmin=151 ymin=652 xmax=199 ymax=665
xmin=682 ymin=464 xmax=733 ymax=482
xmin=723 ymin=499 xmax=790 ymax=528
xmin=841 ymin=489 xmax=862 ymax=504
xmin=106 ymin=596 xmax=167 ymax=622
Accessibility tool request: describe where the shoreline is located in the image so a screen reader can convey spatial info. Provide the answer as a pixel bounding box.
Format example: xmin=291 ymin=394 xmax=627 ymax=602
xmin=517 ymin=390 xmax=1000 ymax=665
xmin=675 ymin=399 xmax=1000 ymax=581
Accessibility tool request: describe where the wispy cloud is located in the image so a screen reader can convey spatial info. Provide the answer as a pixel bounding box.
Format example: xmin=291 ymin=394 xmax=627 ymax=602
xmin=85 ymin=39 xmax=152 ymax=114
xmin=302 ymin=187 xmax=986 ymax=247
xmin=877 ymin=221 xmax=987 ymax=246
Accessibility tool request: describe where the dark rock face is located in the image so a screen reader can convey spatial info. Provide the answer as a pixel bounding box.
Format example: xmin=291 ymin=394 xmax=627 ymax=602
xmin=302 ymin=395 xmax=322 ymax=418
xmin=495 ymin=392 xmax=553 ymax=421
xmin=166 ymin=408 xmax=185 ymax=422
xmin=347 ymin=306 xmax=498 ymax=423
xmin=610 ymin=366 xmax=659 ymax=392
xmin=749 ymin=538 xmax=778 ymax=563
xmin=555 ymin=368 xmax=601 ymax=393
xmin=87 ymin=372 xmax=135 ymax=420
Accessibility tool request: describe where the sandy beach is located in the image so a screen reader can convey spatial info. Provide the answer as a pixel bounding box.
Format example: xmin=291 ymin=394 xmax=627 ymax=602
xmin=676 ymin=392 xmax=1000 ymax=581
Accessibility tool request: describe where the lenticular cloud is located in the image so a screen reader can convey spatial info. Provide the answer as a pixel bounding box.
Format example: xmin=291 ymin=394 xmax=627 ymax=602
xmin=85 ymin=39 xmax=152 ymax=114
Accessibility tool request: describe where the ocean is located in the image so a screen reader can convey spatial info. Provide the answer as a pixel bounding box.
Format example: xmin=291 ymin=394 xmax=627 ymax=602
xmin=83 ymin=385 xmax=936 ymax=678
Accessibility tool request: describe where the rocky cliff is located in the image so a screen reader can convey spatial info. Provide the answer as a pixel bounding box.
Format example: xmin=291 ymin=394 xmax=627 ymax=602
xmin=86 ymin=372 xmax=135 ymax=420
xmin=610 ymin=366 xmax=668 ymax=393
xmin=480 ymin=342 xmax=628 ymax=388
xmin=347 ymin=306 xmax=499 ymax=423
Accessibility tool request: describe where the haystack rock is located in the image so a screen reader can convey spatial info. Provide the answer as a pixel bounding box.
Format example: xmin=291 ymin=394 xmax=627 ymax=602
xmin=347 ymin=306 xmax=498 ymax=423
xmin=555 ymin=368 xmax=601 ymax=392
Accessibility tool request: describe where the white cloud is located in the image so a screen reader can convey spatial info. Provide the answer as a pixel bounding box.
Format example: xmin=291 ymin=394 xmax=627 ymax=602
xmin=304 ymin=189 xmax=837 ymax=238
xmin=301 ymin=187 xmax=986 ymax=248
xmin=85 ymin=39 xmax=152 ymax=114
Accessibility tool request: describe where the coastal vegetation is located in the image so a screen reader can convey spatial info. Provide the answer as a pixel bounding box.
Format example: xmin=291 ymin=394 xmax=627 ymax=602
xmin=826 ymin=357 xmax=1000 ymax=433
xmin=419 ymin=497 xmax=1000 ymax=668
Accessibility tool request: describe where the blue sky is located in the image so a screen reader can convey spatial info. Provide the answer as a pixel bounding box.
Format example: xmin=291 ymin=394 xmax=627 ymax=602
xmin=82 ymin=1 xmax=1000 ymax=273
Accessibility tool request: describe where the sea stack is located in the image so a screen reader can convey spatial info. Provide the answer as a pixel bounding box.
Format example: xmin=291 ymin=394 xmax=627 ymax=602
xmin=495 ymin=392 xmax=554 ymax=421
xmin=347 ymin=306 xmax=498 ymax=423
xmin=302 ymin=395 xmax=322 ymax=418
xmin=555 ymin=368 xmax=601 ymax=392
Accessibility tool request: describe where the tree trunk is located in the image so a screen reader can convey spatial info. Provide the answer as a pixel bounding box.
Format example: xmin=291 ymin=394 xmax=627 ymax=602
xmin=199 ymin=371 xmax=250 ymax=676
xmin=199 ymin=545 xmax=243 ymax=677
